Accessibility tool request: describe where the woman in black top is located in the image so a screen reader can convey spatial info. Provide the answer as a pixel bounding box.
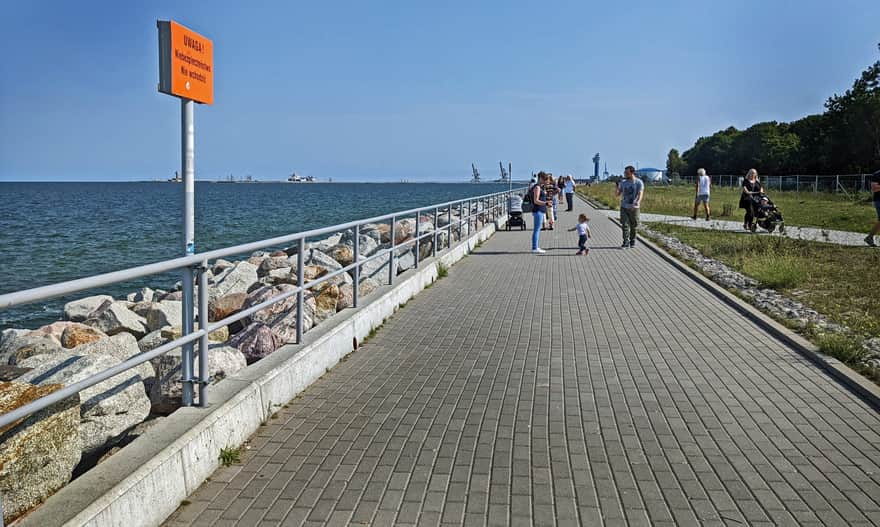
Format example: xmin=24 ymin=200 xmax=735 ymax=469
xmin=739 ymin=168 xmax=763 ymax=231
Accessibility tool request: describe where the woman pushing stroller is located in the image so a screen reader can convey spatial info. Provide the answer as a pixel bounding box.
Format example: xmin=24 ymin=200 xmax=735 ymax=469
xmin=740 ymin=169 xmax=763 ymax=232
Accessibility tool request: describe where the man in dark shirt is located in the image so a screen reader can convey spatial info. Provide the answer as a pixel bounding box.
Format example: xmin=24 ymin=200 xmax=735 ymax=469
xmin=866 ymin=169 xmax=880 ymax=246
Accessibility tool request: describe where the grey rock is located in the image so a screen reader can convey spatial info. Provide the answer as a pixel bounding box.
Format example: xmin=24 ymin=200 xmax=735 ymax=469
xmin=63 ymin=295 xmax=114 ymax=322
xmin=70 ymin=332 xmax=155 ymax=388
xmin=0 ymin=381 xmax=81 ymax=524
xmin=211 ymin=259 xmax=235 ymax=276
xmin=211 ymin=261 xmax=259 ymax=302
xmin=138 ymin=329 xmax=169 ymax=353
xmin=84 ymin=301 xmax=148 ymax=339
xmin=229 ymin=322 xmax=282 ymax=363
xmin=126 ymin=287 xmax=155 ymax=303
xmin=148 ymin=344 xmax=246 ymax=413
xmin=144 ymin=300 xmax=183 ymax=332
xmin=1 ymin=333 xmax=64 ymax=366
xmin=17 ymin=352 xmax=151 ymax=456
xmin=257 ymin=256 xmax=292 ymax=277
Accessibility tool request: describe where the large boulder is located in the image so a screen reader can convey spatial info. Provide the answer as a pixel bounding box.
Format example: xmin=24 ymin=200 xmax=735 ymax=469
xmin=306 ymin=249 xmax=343 ymax=272
xmin=138 ymin=329 xmax=168 ymax=353
xmin=394 ymin=218 xmax=416 ymax=243
xmin=69 ymin=333 xmax=155 ymax=388
xmin=362 ymin=223 xmax=391 ymax=243
xmin=208 ymin=292 xmax=248 ymax=322
xmin=2 ymin=333 xmax=64 ymax=366
xmin=312 ymin=284 xmax=340 ymax=323
xmin=126 ymin=287 xmax=155 ymax=303
xmin=263 ymin=267 xmax=296 ymax=286
xmin=161 ymin=324 xmax=229 ymax=343
xmin=27 ymin=321 xmax=75 ymax=346
xmin=63 ymin=295 xmax=114 ymax=322
xmin=60 ymin=324 xmax=107 ymax=348
xmin=356 ymin=252 xmax=391 ymax=285
xmin=211 ymin=259 xmax=235 ymax=276
xmin=228 ymin=323 xmax=282 ymax=364
xmin=17 ymin=352 xmax=151 ymax=456
xmin=0 ymin=382 xmax=81 ymax=524
xmin=149 ymin=344 xmax=246 ymax=413
xmin=144 ymin=300 xmax=183 ymax=332
xmin=84 ymin=301 xmax=148 ymax=339
xmin=257 ymin=256 xmax=291 ymax=277
xmin=210 ymin=261 xmax=259 ymax=302
xmin=396 ymin=250 xmax=416 ymax=275
xmin=328 ymin=244 xmax=354 ymax=266
xmin=265 ymin=296 xmax=316 ymax=343
xmin=243 ymin=284 xmax=299 ymax=326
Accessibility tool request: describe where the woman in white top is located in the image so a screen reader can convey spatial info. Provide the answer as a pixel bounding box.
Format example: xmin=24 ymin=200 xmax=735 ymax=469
xmin=692 ymin=168 xmax=711 ymax=220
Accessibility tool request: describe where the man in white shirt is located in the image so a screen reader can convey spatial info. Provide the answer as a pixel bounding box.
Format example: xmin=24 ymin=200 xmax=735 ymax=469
xmin=692 ymin=168 xmax=711 ymax=221
xmin=564 ymin=175 xmax=575 ymax=211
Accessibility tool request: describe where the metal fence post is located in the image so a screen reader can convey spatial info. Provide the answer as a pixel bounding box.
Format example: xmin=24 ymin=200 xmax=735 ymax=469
xmin=296 ymin=238 xmax=305 ymax=344
xmin=353 ymin=225 xmax=360 ymax=308
xmin=836 ymin=175 xmax=840 ymax=193
xmin=432 ymin=207 xmax=438 ymax=258
xmin=414 ymin=213 xmax=420 ymax=269
xmin=197 ymin=260 xmax=209 ymax=407
xmin=447 ymin=206 xmax=452 ymax=248
xmin=181 ymin=265 xmax=195 ymax=407
xmin=389 ymin=215 xmax=396 ymax=285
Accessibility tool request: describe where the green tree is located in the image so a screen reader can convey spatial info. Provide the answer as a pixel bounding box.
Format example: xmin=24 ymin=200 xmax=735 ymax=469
xmin=825 ymin=43 xmax=880 ymax=172
xmin=666 ymin=148 xmax=686 ymax=178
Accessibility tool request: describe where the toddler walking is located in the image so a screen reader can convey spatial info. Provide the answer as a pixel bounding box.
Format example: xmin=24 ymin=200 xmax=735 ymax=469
xmin=570 ymin=214 xmax=591 ymax=255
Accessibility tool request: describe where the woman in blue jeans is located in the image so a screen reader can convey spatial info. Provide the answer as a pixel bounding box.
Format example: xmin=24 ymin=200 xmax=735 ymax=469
xmin=531 ymin=172 xmax=550 ymax=253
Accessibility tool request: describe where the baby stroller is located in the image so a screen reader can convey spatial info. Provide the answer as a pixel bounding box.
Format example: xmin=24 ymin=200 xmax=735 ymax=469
xmin=506 ymin=195 xmax=526 ymax=230
xmin=748 ymin=193 xmax=785 ymax=233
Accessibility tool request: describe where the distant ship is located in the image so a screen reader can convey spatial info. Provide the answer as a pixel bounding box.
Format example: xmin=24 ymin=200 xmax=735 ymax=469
xmin=288 ymin=172 xmax=316 ymax=183
xmin=168 ymin=171 xmax=182 ymax=183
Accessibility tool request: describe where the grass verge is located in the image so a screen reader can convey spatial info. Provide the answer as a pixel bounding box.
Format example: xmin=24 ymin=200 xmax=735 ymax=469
xmin=578 ymin=182 xmax=875 ymax=232
xmin=647 ymin=223 xmax=879 ymax=383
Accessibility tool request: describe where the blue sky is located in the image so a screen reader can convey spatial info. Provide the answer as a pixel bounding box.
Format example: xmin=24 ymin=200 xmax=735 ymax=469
xmin=1 ymin=0 xmax=877 ymax=182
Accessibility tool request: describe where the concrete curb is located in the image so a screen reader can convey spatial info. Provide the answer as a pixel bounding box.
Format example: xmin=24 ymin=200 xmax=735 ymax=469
xmin=13 ymin=216 xmax=506 ymax=527
xmin=592 ymin=204 xmax=880 ymax=411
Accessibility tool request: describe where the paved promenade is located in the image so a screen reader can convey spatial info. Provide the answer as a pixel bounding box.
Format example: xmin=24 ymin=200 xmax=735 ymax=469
xmin=598 ymin=210 xmax=872 ymax=247
xmin=165 ymin=199 xmax=880 ymax=526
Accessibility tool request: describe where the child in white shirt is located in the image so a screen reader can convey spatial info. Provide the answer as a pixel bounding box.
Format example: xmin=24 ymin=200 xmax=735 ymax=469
xmin=571 ymin=214 xmax=591 ymax=255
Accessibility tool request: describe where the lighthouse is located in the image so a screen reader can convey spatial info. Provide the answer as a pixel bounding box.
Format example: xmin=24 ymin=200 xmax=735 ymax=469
xmin=592 ymin=153 xmax=600 ymax=181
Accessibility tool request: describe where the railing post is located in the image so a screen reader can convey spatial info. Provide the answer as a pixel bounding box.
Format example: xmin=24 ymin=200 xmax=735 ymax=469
xmin=197 ymin=259 xmax=209 ymax=407
xmin=181 ymin=266 xmax=195 ymax=407
xmin=414 ymin=214 xmax=420 ymax=269
xmin=296 ymin=238 xmax=305 ymax=344
xmin=389 ymin=215 xmax=396 ymax=285
xmin=447 ymin=206 xmax=452 ymax=249
xmin=432 ymin=207 xmax=438 ymax=258
xmin=459 ymin=201 xmax=464 ymax=239
xmin=353 ymin=225 xmax=360 ymax=308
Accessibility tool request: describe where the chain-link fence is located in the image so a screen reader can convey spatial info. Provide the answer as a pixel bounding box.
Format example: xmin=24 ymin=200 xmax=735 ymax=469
xmin=672 ymin=174 xmax=872 ymax=193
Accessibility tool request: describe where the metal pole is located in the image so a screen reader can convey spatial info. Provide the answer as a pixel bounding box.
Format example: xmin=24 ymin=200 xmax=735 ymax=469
xmin=414 ymin=214 xmax=420 ymax=269
xmin=197 ymin=260 xmax=209 ymax=406
xmin=432 ymin=207 xmax=438 ymax=258
xmin=389 ymin=215 xmax=396 ymax=285
xmin=353 ymin=225 xmax=360 ymax=307
xmin=447 ymin=206 xmax=452 ymax=249
xmin=181 ymin=98 xmax=195 ymax=407
xmin=296 ymin=238 xmax=305 ymax=344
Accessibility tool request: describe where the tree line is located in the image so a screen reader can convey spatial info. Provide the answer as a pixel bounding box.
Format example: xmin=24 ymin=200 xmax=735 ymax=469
xmin=668 ymin=44 xmax=880 ymax=177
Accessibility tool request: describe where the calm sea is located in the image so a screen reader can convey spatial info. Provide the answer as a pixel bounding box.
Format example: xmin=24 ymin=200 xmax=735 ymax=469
xmin=0 ymin=182 xmax=513 ymax=330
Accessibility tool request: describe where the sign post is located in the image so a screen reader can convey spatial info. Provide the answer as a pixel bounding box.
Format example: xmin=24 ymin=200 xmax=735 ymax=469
xmin=158 ymin=20 xmax=214 ymax=407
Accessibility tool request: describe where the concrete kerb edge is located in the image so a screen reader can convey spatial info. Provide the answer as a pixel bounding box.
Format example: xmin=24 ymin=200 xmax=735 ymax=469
xmin=604 ymin=211 xmax=880 ymax=411
xmin=13 ymin=215 xmax=505 ymax=527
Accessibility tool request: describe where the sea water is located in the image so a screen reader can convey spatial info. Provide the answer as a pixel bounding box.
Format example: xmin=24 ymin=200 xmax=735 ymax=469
xmin=0 ymin=182 xmax=513 ymax=330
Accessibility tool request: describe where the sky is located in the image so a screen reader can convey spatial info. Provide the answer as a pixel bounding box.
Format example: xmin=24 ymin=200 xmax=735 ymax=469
xmin=0 ymin=0 xmax=878 ymax=182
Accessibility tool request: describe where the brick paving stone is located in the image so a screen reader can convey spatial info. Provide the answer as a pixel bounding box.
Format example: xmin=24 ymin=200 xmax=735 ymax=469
xmin=163 ymin=199 xmax=880 ymax=526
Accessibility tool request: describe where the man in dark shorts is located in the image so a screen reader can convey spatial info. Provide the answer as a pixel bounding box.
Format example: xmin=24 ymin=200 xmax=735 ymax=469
xmin=866 ymin=169 xmax=880 ymax=246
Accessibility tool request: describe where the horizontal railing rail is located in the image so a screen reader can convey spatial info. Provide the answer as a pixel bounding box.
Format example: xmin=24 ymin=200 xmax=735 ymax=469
xmin=0 ymin=187 xmax=526 ymax=430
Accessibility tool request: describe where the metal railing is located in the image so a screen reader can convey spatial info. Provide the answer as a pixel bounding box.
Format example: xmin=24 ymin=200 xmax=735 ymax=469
xmin=0 ymin=188 xmax=526 ymax=430
xmin=674 ymin=174 xmax=873 ymax=193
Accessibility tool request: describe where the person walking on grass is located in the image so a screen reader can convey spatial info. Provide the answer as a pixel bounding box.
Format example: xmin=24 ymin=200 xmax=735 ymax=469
xmin=866 ymin=169 xmax=880 ymax=246
xmin=569 ymin=213 xmax=591 ymax=255
xmin=692 ymin=168 xmax=711 ymax=220
xmin=615 ymin=165 xmax=644 ymax=248
xmin=530 ymin=172 xmax=550 ymax=253
xmin=564 ymin=175 xmax=575 ymax=211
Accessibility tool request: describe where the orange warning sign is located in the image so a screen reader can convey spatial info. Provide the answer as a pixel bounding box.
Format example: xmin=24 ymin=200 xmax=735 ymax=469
xmin=158 ymin=20 xmax=214 ymax=105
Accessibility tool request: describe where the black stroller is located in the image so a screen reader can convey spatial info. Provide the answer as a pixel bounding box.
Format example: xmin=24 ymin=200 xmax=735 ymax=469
xmin=748 ymin=193 xmax=785 ymax=233
xmin=506 ymin=195 xmax=526 ymax=230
